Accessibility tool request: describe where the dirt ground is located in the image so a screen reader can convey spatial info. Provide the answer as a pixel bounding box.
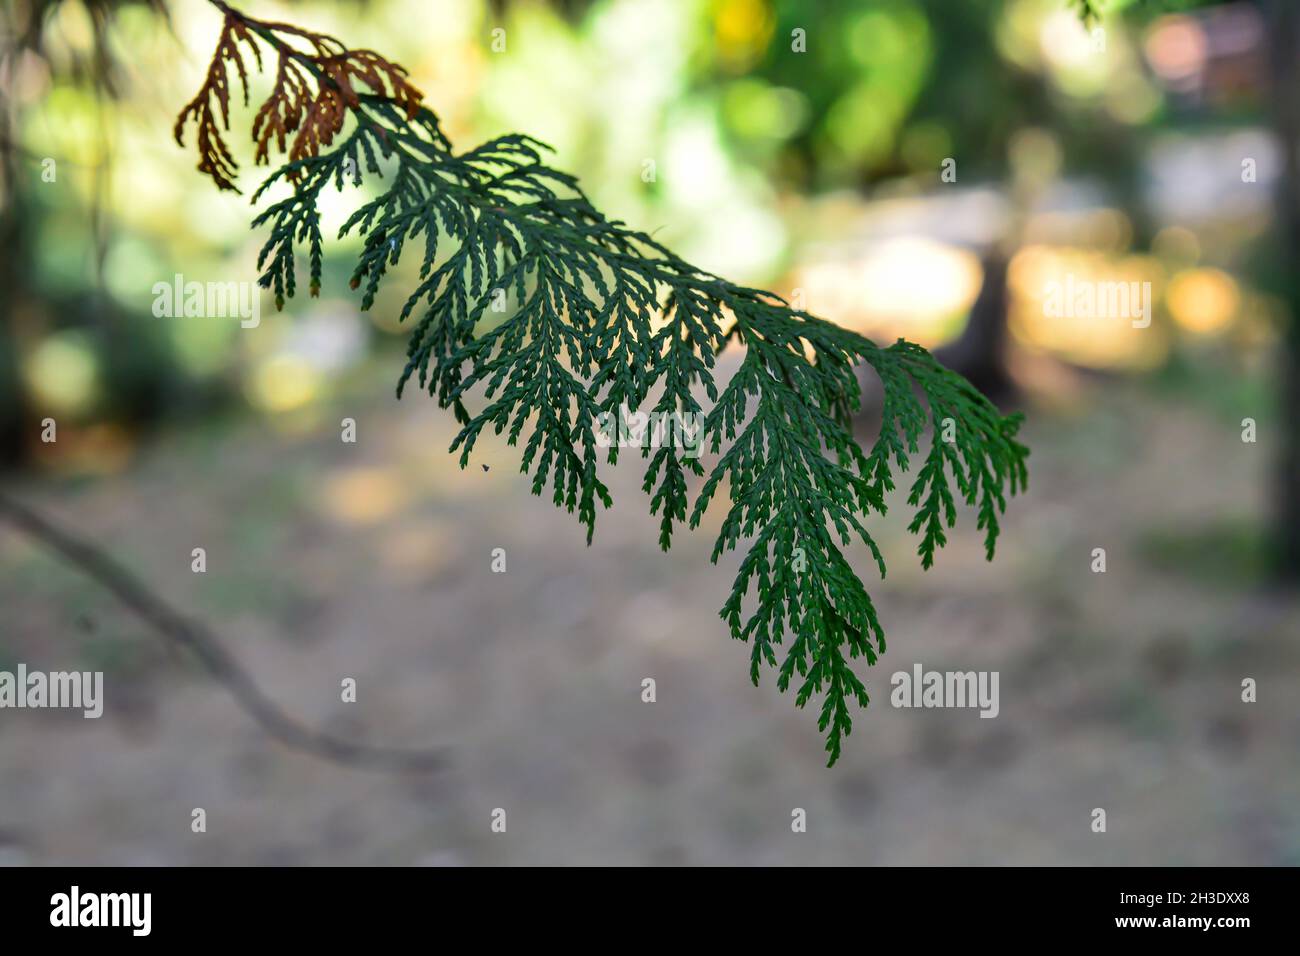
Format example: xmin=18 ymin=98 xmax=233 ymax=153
xmin=2 ymin=359 xmax=1298 ymax=865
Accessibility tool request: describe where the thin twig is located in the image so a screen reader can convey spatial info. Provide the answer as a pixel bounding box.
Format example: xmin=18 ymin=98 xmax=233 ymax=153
xmin=0 ymin=492 xmax=445 ymax=773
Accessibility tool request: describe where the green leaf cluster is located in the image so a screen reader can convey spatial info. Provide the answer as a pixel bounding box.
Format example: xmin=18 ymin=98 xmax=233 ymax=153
xmin=242 ymin=39 xmax=1027 ymax=766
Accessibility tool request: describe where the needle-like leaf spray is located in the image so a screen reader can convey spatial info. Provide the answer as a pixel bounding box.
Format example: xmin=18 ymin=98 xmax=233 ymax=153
xmin=177 ymin=1 xmax=1028 ymax=764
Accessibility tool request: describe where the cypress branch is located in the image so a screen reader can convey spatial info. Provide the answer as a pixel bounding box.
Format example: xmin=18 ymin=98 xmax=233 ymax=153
xmin=177 ymin=0 xmax=1029 ymax=765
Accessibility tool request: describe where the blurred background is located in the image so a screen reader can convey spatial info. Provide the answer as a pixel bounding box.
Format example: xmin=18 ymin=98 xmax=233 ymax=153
xmin=1 ymin=0 xmax=1299 ymax=865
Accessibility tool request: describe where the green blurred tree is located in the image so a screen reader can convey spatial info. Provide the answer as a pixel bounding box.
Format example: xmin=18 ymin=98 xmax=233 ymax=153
xmin=0 ymin=0 xmax=188 ymax=468
xmin=1062 ymin=0 xmax=1300 ymax=579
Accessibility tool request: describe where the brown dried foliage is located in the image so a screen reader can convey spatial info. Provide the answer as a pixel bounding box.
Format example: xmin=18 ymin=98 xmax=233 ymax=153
xmin=174 ymin=8 xmax=423 ymax=192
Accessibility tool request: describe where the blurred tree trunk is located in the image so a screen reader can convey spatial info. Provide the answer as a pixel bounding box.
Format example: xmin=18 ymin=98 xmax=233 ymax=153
xmin=934 ymin=249 xmax=1013 ymax=403
xmin=1263 ymin=0 xmax=1300 ymax=579
xmin=0 ymin=78 xmax=31 ymax=468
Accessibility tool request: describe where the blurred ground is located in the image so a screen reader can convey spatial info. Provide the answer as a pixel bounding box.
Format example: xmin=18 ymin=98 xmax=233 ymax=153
xmin=2 ymin=355 xmax=1298 ymax=866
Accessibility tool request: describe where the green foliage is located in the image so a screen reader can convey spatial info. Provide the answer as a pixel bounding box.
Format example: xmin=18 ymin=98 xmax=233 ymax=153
xmin=1069 ymin=0 xmax=1104 ymax=24
xmin=184 ymin=5 xmax=1028 ymax=765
